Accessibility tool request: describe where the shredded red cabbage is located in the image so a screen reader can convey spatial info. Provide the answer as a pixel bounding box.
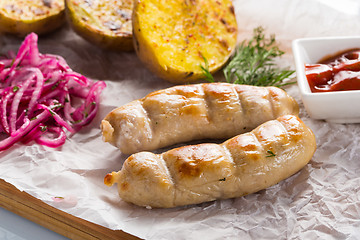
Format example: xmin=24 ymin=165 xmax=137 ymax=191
xmin=0 ymin=33 xmax=106 ymax=151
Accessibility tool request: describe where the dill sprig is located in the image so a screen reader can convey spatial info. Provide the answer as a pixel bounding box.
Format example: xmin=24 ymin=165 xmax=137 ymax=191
xmin=200 ymin=55 xmax=215 ymax=82
xmin=202 ymin=27 xmax=295 ymax=87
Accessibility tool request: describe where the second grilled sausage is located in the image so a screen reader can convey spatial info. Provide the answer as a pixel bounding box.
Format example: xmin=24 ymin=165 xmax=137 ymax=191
xmin=104 ymin=115 xmax=316 ymax=208
xmin=101 ymin=83 xmax=299 ymax=154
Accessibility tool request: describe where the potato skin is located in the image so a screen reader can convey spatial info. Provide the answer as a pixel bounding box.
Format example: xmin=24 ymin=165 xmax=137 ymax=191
xmin=0 ymin=0 xmax=65 ymax=36
xmin=132 ymin=0 xmax=238 ymax=83
xmin=65 ymin=0 xmax=134 ymax=51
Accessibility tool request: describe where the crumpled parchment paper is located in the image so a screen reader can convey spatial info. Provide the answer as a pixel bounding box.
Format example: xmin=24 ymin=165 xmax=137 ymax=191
xmin=1 ymin=0 xmax=360 ymax=239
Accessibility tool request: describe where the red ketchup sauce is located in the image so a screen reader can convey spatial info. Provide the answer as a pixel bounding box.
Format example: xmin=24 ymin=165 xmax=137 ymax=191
xmin=305 ymin=48 xmax=360 ymax=92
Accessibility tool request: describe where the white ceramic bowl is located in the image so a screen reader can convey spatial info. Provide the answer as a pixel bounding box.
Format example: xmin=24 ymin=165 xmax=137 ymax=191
xmin=292 ymin=36 xmax=360 ymax=123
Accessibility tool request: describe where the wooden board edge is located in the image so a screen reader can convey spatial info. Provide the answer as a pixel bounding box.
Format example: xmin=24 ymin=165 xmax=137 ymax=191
xmin=0 ymin=179 xmax=141 ymax=240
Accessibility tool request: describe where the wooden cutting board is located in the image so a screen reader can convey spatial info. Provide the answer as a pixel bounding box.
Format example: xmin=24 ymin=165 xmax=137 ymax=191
xmin=0 ymin=179 xmax=140 ymax=240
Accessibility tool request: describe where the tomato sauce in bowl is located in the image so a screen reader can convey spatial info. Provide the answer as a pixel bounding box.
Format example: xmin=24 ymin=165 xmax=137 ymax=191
xmin=305 ymin=48 xmax=360 ymax=92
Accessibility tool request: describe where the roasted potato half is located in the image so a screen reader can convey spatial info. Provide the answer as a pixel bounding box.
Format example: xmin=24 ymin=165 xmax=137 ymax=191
xmin=65 ymin=0 xmax=134 ymax=51
xmin=0 ymin=0 xmax=65 ymax=36
xmin=133 ymin=0 xmax=238 ymax=83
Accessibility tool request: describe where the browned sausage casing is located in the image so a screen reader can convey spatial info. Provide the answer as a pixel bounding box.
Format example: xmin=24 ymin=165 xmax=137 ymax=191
xmin=101 ymin=83 xmax=299 ymax=154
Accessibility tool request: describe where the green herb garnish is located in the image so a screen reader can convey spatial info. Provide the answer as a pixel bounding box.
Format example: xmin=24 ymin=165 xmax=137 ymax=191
xmin=40 ymin=125 xmax=48 ymax=132
xmin=200 ymin=55 xmax=215 ymax=82
xmin=51 ymin=103 xmax=64 ymax=110
xmin=10 ymin=58 xmax=15 ymax=67
xmin=71 ymin=119 xmax=82 ymax=124
xmin=266 ymin=150 xmax=276 ymax=158
xmin=51 ymin=82 xmax=59 ymax=90
xmin=201 ymin=26 xmax=295 ymax=87
xmin=12 ymin=86 xmax=19 ymax=92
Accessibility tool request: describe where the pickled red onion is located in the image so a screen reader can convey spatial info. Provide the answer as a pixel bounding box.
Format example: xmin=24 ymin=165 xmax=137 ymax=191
xmin=0 ymin=33 xmax=106 ymax=151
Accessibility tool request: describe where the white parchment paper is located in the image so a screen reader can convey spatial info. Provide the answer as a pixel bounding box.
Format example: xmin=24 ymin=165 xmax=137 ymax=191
xmin=1 ymin=0 xmax=360 ymax=239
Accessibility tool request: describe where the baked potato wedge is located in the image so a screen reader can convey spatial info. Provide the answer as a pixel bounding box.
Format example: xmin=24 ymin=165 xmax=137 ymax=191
xmin=65 ymin=0 xmax=133 ymax=51
xmin=0 ymin=0 xmax=65 ymax=36
xmin=132 ymin=0 xmax=238 ymax=83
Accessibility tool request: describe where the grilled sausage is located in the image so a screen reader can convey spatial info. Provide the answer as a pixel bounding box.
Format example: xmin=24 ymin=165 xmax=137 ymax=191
xmin=104 ymin=115 xmax=316 ymax=208
xmin=101 ymin=83 xmax=299 ymax=154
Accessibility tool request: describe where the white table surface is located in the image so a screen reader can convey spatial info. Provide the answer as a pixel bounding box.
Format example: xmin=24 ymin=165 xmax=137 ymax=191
xmin=0 ymin=207 xmax=68 ymax=240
